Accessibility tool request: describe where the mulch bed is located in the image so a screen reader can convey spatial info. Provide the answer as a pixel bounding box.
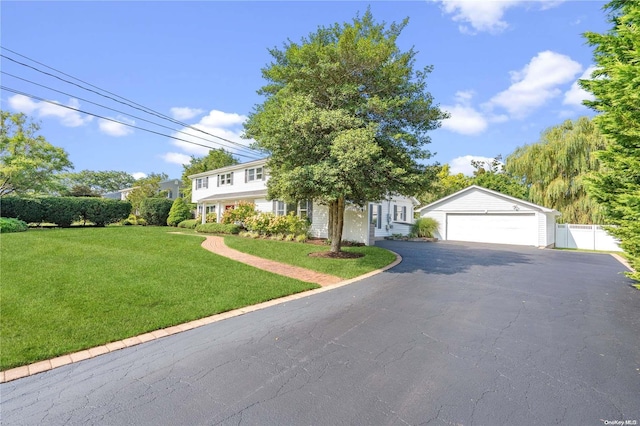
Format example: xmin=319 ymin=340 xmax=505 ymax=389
xmin=308 ymin=251 xmax=364 ymax=259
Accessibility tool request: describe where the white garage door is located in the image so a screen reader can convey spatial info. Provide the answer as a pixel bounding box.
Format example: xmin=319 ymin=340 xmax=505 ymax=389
xmin=446 ymin=213 xmax=537 ymax=246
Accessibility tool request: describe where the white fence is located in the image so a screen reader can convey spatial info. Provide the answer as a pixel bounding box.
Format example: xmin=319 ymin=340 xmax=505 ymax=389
xmin=555 ymin=224 xmax=622 ymax=252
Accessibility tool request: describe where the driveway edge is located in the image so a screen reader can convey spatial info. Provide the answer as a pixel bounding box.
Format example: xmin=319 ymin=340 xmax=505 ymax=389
xmin=0 ymin=251 xmax=402 ymax=384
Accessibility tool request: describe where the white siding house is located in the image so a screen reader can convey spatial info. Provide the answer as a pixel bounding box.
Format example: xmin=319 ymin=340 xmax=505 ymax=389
xmin=417 ymin=185 xmax=560 ymax=247
xmin=189 ymin=158 xmax=419 ymax=245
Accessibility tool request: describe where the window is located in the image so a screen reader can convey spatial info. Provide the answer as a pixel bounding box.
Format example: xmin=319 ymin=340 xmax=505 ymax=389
xmin=393 ymin=205 xmax=407 ymax=221
xmin=298 ymin=200 xmax=312 ymax=220
xmin=195 ymin=177 xmax=208 ymax=190
xmin=219 ymin=172 xmax=233 ymax=186
xmin=246 ymin=167 xmax=264 ymax=182
xmin=166 ymin=190 xmax=173 ymax=199
xmin=276 ymin=201 xmax=286 ymax=216
xmin=274 ymin=200 xmax=312 ymax=220
xmin=370 ymin=204 xmax=382 ymax=229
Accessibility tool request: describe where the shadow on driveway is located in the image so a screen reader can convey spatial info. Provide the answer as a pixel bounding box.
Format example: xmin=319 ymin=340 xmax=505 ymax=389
xmin=376 ymin=239 xmax=534 ymax=275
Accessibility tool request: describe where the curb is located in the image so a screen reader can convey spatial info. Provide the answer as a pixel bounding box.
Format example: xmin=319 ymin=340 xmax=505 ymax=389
xmin=0 ymin=251 xmax=402 ymax=384
xmin=611 ymin=253 xmax=635 ymax=272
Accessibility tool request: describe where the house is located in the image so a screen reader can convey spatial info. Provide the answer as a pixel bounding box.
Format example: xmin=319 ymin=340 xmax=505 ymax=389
xmin=103 ymin=179 xmax=183 ymax=201
xmin=417 ymin=185 xmax=560 ymax=247
xmin=189 ymin=158 xmax=419 ymax=245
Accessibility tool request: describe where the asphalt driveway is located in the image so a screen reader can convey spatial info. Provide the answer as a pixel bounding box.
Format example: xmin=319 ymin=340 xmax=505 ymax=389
xmin=1 ymin=241 xmax=639 ymax=425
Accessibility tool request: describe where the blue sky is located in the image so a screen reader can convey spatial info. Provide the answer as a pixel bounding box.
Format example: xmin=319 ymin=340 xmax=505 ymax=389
xmin=1 ymin=1 xmax=608 ymax=180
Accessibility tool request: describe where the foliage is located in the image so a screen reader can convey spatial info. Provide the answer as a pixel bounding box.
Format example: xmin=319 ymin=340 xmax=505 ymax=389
xmin=244 ymin=212 xmax=310 ymax=237
xmin=0 ymin=111 xmax=73 ymax=196
xmin=181 ymin=149 xmax=237 ymax=201
xmin=139 ymin=197 xmax=173 ymax=226
xmin=581 ymin=0 xmax=640 ymax=280
xmin=126 ymin=172 xmax=169 ymax=214
xmin=505 ymin=117 xmax=606 ymax=223
xmin=59 ymin=170 xmax=136 ymax=195
xmin=195 ymin=222 xmax=241 ymax=234
xmin=221 ymin=201 xmax=257 ymax=225
xmin=0 ymin=217 xmax=28 ymax=233
xmin=167 ymin=197 xmax=193 ymax=226
xmin=177 ymin=219 xmax=199 ymax=229
xmin=0 ymin=196 xmax=130 ymax=227
xmin=418 ymin=164 xmax=472 ymax=205
xmin=0 ymin=226 xmax=315 ymax=369
xmin=471 ymin=155 xmax=528 ymax=200
xmin=244 ymin=10 xmax=447 ymax=253
xmin=120 ymin=214 xmax=147 ymax=226
xmin=411 ymin=217 xmax=439 ymax=238
xmin=63 ymin=184 xmax=101 ymax=197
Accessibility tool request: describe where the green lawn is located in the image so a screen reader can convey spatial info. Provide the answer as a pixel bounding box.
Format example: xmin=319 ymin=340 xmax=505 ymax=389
xmin=224 ymin=236 xmax=397 ymax=279
xmin=0 ymin=227 xmax=317 ymax=370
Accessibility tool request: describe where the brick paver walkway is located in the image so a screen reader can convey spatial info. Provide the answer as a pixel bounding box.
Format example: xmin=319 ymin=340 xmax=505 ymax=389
xmin=201 ymin=236 xmax=343 ymax=286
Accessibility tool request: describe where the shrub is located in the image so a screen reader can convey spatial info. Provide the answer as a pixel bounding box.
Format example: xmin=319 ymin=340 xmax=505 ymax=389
xmin=412 ymin=217 xmax=439 ymax=238
xmin=244 ymin=212 xmax=310 ymax=237
xmin=79 ymin=198 xmax=131 ymax=226
xmin=167 ymin=198 xmax=193 ymax=226
xmin=295 ymin=234 xmax=307 ymax=243
xmin=221 ymin=201 xmax=257 ymax=226
xmin=0 ymin=217 xmax=28 ymax=233
xmin=0 ymin=197 xmax=44 ymax=224
xmin=206 ymin=212 xmax=217 ymax=223
xmin=139 ymin=198 xmax=173 ymax=226
xmin=195 ymin=223 xmax=240 ymax=234
xmin=177 ymin=219 xmax=199 ymax=229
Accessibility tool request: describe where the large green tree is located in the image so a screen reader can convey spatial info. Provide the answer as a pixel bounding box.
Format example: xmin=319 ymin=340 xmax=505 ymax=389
xmin=471 ymin=156 xmax=528 ymax=200
xmin=417 ymin=164 xmax=471 ymax=205
xmin=244 ymin=11 xmax=448 ymax=253
xmin=127 ymin=172 xmax=169 ymax=214
xmin=60 ymin=170 xmax=136 ymax=196
xmin=505 ymin=117 xmax=607 ymax=223
xmin=0 ymin=111 xmax=73 ymax=196
xmin=181 ymin=149 xmax=237 ymax=202
xmin=580 ymin=0 xmax=640 ymax=279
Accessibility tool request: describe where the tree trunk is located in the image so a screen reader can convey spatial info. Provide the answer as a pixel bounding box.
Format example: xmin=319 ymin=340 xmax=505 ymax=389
xmin=329 ymin=197 xmax=345 ymax=253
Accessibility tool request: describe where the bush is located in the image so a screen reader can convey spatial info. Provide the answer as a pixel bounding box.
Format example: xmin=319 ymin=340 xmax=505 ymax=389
xmin=244 ymin=212 xmax=310 ymax=237
xmin=195 ymin=223 xmax=240 ymax=234
xmin=0 ymin=196 xmax=130 ymax=227
xmin=177 ymin=219 xmax=199 ymax=229
xmin=139 ymin=198 xmax=173 ymax=226
xmin=221 ymin=201 xmax=257 ymax=226
xmin=0 ymin=217 xmax=28 ymax=233
xmin=412 ymin=217 xmax=439 ymax=238
xmin=167 ymin=198 xmax=193 ymax=226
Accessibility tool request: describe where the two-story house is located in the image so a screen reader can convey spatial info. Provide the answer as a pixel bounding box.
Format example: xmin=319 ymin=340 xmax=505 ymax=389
xmin=189 ymin=158 xmax=418 ymax=245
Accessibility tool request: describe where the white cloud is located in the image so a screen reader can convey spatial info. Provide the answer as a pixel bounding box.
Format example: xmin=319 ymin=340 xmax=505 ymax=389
xmin=435 ymin=0 xmax=565 ymax=34
xmin=170 ymin=109 xmax=255 ymax=157
xmin=161 ymin=152 xmax=192 ymax=166
xmin=450 ymin=155 xmax=501 ymax=176
xmin=170 ymin=107 xmax=204 ymax=121
xmin=487 ymin=51 xmax=582 ymax=118
xmin=132 ymin=172 xmax=147 ymax=180
xmin=563 ymin=65 xmax=597 ymax=107
xmin=8 ymin=94 xmax=93 ymax=127
xmin=98 ymin=116 xmax=135 ymax=137
xmin=441 ymin=91 xmax=488 ymax=135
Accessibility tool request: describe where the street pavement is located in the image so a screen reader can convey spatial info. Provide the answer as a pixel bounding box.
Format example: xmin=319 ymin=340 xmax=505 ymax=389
xmin=1 ymin=241 xmax=639 ymax=425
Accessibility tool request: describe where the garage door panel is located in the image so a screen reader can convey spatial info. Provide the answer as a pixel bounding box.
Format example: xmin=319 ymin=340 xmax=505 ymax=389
xmin=446 ymin=214 xmax=537 ymax=246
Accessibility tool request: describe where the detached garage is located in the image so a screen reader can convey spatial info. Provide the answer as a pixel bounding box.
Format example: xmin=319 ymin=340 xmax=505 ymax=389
xmin=418 ymin=185 xmax=560 ymax=247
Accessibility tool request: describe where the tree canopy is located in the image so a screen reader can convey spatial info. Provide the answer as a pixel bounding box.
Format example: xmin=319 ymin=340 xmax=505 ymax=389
xmin=580 ymin=0 xmax=640 ymax=279
xmin=59 ymin=170 xmax=136 ymax=196
xmin=505 ymin=117 xmax=606 ymax=224
xmin=244 ymin=10 xmax=448 ymax=252
xmin=181 ymin=149 xmax=237 ymax=202
xmin=1 ymin=111 xmax=73 ymax=196
xmin=127 ymin=173 xmax=169 ymax=214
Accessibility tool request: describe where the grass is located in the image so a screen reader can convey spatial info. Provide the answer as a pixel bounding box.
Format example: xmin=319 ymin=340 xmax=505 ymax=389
xmin=0 ymin=226 xmax=317 ymax=370
xmin=224 ymin=235 xmax=397 ymax=279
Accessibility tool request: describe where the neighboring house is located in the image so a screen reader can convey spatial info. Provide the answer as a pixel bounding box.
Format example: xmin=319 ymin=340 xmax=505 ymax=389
xmin=417 ymin=185 xmax=560 ymax=247
xmin=103 ymin=179 xmax=183 ymax=201
xmin=189 ymin=158 xmax=419 ymax=245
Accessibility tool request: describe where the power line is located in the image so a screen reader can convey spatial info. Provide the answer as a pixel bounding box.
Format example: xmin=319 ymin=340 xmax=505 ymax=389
xmin=1 ymin=71 xmax=262 ymax=158
xmin=0 ymin=47 xmax=263 ymax=154
xmin=1 ymin=86 xmax=260 ymax=160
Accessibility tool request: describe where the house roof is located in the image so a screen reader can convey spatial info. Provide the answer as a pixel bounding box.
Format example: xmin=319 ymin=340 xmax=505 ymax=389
xmin=188 ymin=158 xmax=268 ymax=179
xmin=416 ymin=185 xmax=560 ymax=215
xmin=196 ymin=189 xmax=268 ymax=203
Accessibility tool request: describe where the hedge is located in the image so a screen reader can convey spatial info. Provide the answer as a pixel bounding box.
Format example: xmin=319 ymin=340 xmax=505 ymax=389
xmin=0 ymin=197 xmax=131 ymax=227
xmin=139 ymin=198 xmax=173 ymax=226
xmin=195 ymin=223 xmax=240 ymax=234
xmin=177 ymin=219 xmax=199 ymax=229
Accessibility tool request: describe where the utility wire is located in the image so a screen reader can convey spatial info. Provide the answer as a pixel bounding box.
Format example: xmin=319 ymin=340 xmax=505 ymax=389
xmin=0 ymin=47 xmax=263 ymax=154
xmin=1 ymin=86 xmax=260 ymax=160
xmin=1 ymin=71 xmax=262 ymax=159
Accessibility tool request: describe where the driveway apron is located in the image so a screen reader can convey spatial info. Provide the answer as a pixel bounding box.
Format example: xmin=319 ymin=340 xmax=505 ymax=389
xmin=1 ymin=240 xmax=638 ymax=425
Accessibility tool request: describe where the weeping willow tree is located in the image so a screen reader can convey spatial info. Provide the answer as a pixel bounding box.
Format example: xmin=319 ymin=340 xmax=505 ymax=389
xmin=505 ymin=117 xmax=606 ymax=224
